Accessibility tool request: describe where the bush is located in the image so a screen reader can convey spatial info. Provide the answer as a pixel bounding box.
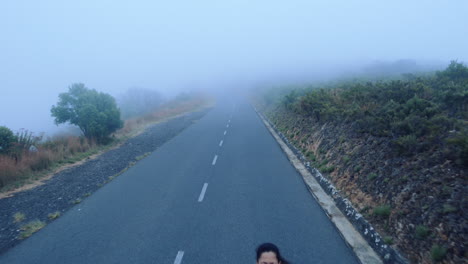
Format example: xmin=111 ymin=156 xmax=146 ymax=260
xmin=430 ymin=244 xmax=447 ymax=262
xmin=306 ymin=151 xmax=316 ymax=161
xmin=320 ymin=166 xmax=335 ymax=173
xmin=446 ymin=129 xmax=468 ymax=166
xmin=373 ymin=205 xmax=391 ymax=218
xmin=415 ymin=225 xmax=430 ymax=239
xmin=442 ymin=204 xmax=457 ymax=214
xmin=383 ymin=236 xmax=394 ymax=245
xmin=394 ymin=134 xmax=418 ymax=154
xmin=367 ymin=173 xmax=378 ymax=180
xmin=0 ymin=126 xmax=16 ymax=154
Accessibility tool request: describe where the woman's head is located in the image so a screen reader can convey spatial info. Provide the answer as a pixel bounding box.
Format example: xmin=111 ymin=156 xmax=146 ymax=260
xmin=256 ymin=243 xmax=289 ymax=264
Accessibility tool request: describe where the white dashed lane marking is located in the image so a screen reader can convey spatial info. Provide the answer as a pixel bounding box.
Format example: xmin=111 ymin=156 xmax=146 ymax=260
xmin=198 ymin=183 xmax=209 ymax=202
xmin=173 ymin=251 xmax=184 ymax=264
xmin=219 ymin=140 xmax=223 ymax=147
xmin=212 ymin=155 xmax=218 ymax=165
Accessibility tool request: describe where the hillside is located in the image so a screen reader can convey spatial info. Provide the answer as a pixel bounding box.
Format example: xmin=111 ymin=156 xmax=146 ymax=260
xmin=255 ymin=62 xmax=467 ymax=263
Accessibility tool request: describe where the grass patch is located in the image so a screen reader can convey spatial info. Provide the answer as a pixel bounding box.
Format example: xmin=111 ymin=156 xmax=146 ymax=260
xmin=383 ymin=236 xmax=394 ymax=245
xmin=373 ymin=205 xmax=391 ymax=218
xmin=442 ymin=204 xmax=457 ymax=214
xmin=415 ymin=225 xmax=430 ymax=239
xmin=354 ymin=165 xmax=362 ymax=173
xmin=430 ymin=244 xmax=447 ymax=262
xmin=19 ymin=220 xmax=46 ymax=239
xmin=318 ymin=159 xmax=329 ymax=167
xmin=367 ymin=173 xmax=377 ymax=180
xmin=305 ymin=151 xmax=316 ymax=161
xmin=135 ymin=152 xmax=151 ymax=161
xmin=72 ymin=198 xmax=82 ymax=204
xmin=342 ymin=155 xmax=351 ymax=164
xmin=321 ymin=166 xmax=335 ymax=173
xmin=47 ymin=211 xmax=61 ymax=220
xmin=13 ymin=212 xmax=26 ymax=223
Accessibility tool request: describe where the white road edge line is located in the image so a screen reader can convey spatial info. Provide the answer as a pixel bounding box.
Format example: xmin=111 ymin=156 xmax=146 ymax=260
xmin=212 ymin=155 xmax=218 ymax=165
xmin=198 ymin=183 xmax=208 ymax=202
xmin=173 ymin=251 xmax=184 ymax=264
xmin=224 ymin=130 xmax=227 ymax=135
xmin=219 ymin=140 xmax=223 ymax=147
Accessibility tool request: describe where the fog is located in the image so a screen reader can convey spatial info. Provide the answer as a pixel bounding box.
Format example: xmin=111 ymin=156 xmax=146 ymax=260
xmin=1 ymin=0 xmax=467 ymax=135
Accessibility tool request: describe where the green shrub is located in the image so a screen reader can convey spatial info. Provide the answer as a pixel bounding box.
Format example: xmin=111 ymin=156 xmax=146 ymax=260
xmin=383 ymin=236 xmax=394 ymax=245
xmin=367 ymin=173 xmax=377 ymax=180
xmin=306 ymin=151 xmax=316 ymax=161
xmin=446 ymin=129 xmax=468 ymax=166
xmin=430 ymin=244 xmax=447 ymax=262
xmin=354 ymin=165 xmax=362 ymax=172
xmin=319 ymin=159 xmax=329 ymax=167
xmin=442 ymin=204 xmax=457 ymax=214
xmin=373 ymin=205 xmax=391 ymax=218
xmin=321 ymin=166 xmax=335 ymax=173
xmin=415 ymin=225 xmax=430 ymax=239
xmin=394 ymin=134 xmax=418 ymax=154
xmin=0 ymin=126 xmax=16 ymax=154
xmin=343 ymin=155 xmax=351 ymax=164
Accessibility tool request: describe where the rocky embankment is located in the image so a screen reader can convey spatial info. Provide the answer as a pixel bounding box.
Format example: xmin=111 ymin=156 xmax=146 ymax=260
xmin=0 ymin=109 xmax=209 ymax=254
xmin=265 ymin=106 xmax=466 ymax=264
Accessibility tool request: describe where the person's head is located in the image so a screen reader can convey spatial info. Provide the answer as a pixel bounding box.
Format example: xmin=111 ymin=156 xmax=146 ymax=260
xmin=256 ymin=243 xmax=289 ymax=264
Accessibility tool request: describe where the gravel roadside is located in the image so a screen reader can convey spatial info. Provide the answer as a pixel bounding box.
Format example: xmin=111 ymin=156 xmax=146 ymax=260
xmin=0 ymin=108 xmax=210 ymax=254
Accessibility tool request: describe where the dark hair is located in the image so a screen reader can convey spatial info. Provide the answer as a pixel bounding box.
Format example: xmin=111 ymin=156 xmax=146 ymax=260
xmin=256 ymin=243 xmax=290 ymax=264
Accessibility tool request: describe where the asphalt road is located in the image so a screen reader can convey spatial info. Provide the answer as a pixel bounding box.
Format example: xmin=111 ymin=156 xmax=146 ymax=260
xmin=0 ymin=98 xmax=360 ymax=264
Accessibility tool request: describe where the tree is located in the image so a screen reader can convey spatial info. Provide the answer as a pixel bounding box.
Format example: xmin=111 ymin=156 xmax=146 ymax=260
xmin=51 ymin=83 xmax=123 ymax=143
xmin=0 ymin=126 xmax=16 ymax=154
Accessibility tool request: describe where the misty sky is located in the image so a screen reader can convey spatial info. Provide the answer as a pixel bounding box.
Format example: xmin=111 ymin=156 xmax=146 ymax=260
xmin=1 ymin=0 xmax=467 ymax=135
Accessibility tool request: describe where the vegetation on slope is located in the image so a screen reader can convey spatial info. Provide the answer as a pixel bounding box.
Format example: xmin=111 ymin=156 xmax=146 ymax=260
xmin=280 ymin=61 xmax=467 ymax=166
xmin=257 ymin=62 xmax=467 ymax=263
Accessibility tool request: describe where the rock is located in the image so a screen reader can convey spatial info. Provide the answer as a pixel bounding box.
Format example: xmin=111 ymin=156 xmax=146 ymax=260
xmin=29 ymin=145 xmax=38 ymax=153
